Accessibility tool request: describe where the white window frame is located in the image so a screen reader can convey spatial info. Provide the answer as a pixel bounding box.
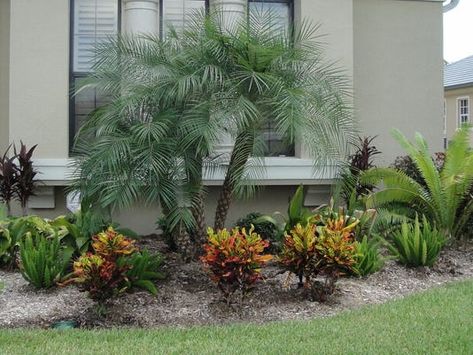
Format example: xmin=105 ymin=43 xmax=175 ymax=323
xmin=456 ymin=96 xmax=470 ymax=128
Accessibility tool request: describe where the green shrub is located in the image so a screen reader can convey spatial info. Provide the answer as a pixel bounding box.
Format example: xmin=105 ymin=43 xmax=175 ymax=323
xmin=353 ymin=236 xmax=384 ymax=276
xmin=390 ymin=216 xmax=445 ymax=267
xmin=235 ymin=212 xmax=281 ymax=250
xmin=125 ymin=250 xmax=164 ymax=295
xmin=19 ymin=233 xmax=72 ymax=288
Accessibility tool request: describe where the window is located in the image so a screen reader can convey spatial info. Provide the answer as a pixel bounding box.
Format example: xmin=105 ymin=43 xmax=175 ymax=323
xmin=161 ymin=0 xmax=207 ymax=36
xmin=457 ymin=97 xmax=470 ymax=127
xmin=249 ymin=0 xmax=293 ymax=33
xmin=249 ymin=0 xmax=294 ymax=156
xmin=70 ymin=0 xmax=120 ymax=149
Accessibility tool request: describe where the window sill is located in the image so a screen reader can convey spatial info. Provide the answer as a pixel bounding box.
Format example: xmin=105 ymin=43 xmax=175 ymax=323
xmin=33 ymin=157 xmax=337 ymax=186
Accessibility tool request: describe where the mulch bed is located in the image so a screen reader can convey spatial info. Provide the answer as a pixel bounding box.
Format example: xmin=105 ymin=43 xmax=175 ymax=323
xmin=1 ymin=235 xmax=472 ymax=329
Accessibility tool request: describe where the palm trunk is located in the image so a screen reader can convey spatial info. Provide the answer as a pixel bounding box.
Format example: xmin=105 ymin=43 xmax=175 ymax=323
xmin=214 ymin=131 xmax=254 ymax=230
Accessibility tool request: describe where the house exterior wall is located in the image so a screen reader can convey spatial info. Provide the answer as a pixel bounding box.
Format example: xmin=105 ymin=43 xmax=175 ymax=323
xmin=0 ymin=0 xmax=10 ymax=154
xmin=444 ymin=85 xmax=473 ymax=144
xmin=353 ymin=0 xmax=444 ymax=164
xmin=1 ymin=0 xmax=444 ymax=233
xmin=8 ymin=0 xmax=70 ymax=159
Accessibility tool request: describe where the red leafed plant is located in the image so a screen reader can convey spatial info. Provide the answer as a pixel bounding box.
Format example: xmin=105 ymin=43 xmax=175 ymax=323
xmin=66 ymin=227 xmax=138 ymax=301
xmin=201 ymin=226 xmax=272 ymax=303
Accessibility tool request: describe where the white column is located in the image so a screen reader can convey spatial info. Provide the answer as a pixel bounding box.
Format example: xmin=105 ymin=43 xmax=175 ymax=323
xmin=123 ymin=0 xmax=160 ymax=34
xmin=211 ymin=0 xmax=247 ymax=31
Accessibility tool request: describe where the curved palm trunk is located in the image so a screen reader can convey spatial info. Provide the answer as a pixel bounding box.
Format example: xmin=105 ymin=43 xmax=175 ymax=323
xmin=214 ymin=131 xmax=254 ymax=230
xmin=189 ymin=161 xmax=207 ymax=248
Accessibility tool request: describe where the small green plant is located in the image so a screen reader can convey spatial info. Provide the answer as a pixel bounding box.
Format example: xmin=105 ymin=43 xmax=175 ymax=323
xmin=390 ymin=216 xmax=445 ymax=267
xmin=19 ymin=233 xmax=72 ymax=288
xmin=125 ymin=250 xmax=164 ymax=295
xmin=352 ymin=236 xmax=384 ymax=276
xmin=235 ymin=212 xmax=281 ymax=251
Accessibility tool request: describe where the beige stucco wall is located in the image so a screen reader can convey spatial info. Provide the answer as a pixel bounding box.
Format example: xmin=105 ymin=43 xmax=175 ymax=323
xmin=353 ymin=0 xmax=444 ymax=163
xmin=9 ymin=0 xmax=69 ymax=158
xmin=444 ymin=85 xmax=473 ymax=144
xmin=0 ymin=0 xmax=10 ymax=154
xmin=25 ymin=185 xmax=330 ymax=235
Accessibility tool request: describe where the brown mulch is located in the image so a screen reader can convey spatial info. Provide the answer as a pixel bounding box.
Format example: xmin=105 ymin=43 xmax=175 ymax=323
xmin=1 ymin=235 xmax=472 ymax=329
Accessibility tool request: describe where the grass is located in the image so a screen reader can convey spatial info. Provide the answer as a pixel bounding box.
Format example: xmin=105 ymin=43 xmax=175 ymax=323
xmin=1 ymin=280 xmax=472 ymax=355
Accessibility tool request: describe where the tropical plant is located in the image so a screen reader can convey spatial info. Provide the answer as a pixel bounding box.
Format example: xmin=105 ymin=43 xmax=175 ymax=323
xmin=361 ymin=127 xmax=473 ymax=240
xmin=258 ymin=185 xmax=317 ymax=235
xmin=211 ymin=10 xmax=355 ymax=230
xmin=279 ymin=223 xmax=317 ymax=287
xmin=19 ymin=232 xmax=72 ymax=288
xmin=337 ymin=136 xmax=380 ymax=210
xmin=66 ymin=227 xmax=161 ymax=301
xmin=13 ymin=142 xmax=38 ymax=215
xmin=352 ymin=236 xmax=384 ymax=276
xmin=0 ymin=220 xmax=12 ymax=266
xmin=71 ymin=9 xmax=354 ymax=258
xmin=390 ymin=216 xmax=445 ymax=267
xmin=125 ymin=249 xmax=164 ymax=295
xmin=0 ymin=145 xmax=17 ymax=216
xmin=0 ymin=143 xmax=38 ymax=216
xmin=70 ymin=252 xmax=129 ymax=301
xmin=235 ymin=212 xmax=280 ymax=251
xmin=201 ymin=226 xmax=272 ymax=303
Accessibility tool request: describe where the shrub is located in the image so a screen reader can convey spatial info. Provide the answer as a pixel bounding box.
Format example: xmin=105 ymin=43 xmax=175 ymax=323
xmin=67 ymin=227 xmax=161 ymax=301
xmin=125 ymin=250 xmax=164 ymax=296
xmin=0 ymin=143 xmax=38 ymax=216
xmin=390 ymin=216 xmax=445 ymax=267
xmin=279 ymin=223 xmax=317 ymax=287
xmin=19 ymin=232 xmax=72 ymax=289
xmin=71 ymin=253 xmax=128 ymax=301
xmin=279 ymin=217 xmax=358 ymax=302
xmin=0 ymin=221 xmax=12 ymax=266
xmin=235 ymin=212 xmax=281 ymax=250
xmin=352 ymin=236 xmax=384 ymax=276
xmin=201 ymin=227 xmax=272 ymax=303
xmin=362 ymin=128 xmax=473 ymax=240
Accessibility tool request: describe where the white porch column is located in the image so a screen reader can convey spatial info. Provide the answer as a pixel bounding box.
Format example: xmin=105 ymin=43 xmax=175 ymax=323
xmin=123 ymin=0 xmax=160 ymax=34
xmin=211 ymin=0 xmax=247 ymax=31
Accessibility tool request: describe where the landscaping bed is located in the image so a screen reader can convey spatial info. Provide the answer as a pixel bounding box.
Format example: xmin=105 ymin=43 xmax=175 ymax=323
xmin=1 ymin=236 xmax=472 ymax=329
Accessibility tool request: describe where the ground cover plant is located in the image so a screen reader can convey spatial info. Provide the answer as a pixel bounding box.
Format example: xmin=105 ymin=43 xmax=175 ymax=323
xmin=0 ymin=280 xmax=471 ymax=354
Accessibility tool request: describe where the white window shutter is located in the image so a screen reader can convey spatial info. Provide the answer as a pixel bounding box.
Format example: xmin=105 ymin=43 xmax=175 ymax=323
xmin=73 ymin=0 xmax=119 ymax=72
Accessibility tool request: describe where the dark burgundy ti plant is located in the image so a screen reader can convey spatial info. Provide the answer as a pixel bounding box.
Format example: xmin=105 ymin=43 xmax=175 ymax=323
xmin=0 ymin=142 xmax=38 ymax=216
xmin=0 ymin=145 xmax=17 ymax=216
xmin=14 ymin=142 xmax=38 ymax=215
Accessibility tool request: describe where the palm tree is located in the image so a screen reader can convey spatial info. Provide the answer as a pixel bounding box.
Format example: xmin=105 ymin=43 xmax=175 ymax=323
xmin=361 ymin=127 xmax=473 ymax=240
xmin=197 ymin=9 xmax=356 ymax=230
xmin=71 ymin=9 xmax=355 ymax=256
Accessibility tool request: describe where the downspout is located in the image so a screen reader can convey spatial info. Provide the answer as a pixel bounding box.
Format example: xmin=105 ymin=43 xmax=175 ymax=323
xmin=443 ymin=0 xmax=460 ymax=13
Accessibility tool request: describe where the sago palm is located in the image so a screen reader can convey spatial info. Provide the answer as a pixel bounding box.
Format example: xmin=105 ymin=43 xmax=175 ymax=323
xmin=361 ymin=127 xmax=473 ymax=240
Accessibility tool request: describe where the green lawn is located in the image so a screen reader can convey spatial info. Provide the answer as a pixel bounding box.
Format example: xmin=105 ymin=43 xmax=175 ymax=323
xmin=1 ymin=281 xmax=472 ymax=355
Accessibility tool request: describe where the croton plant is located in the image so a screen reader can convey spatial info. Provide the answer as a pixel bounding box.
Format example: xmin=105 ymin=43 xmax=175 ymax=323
xmin=201 ymin=226 xmax=272 ymax=303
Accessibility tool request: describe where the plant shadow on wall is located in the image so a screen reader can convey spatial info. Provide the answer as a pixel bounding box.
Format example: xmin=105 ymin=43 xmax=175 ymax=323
xmin=70 ymin=7 xmax=355 ymax=260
